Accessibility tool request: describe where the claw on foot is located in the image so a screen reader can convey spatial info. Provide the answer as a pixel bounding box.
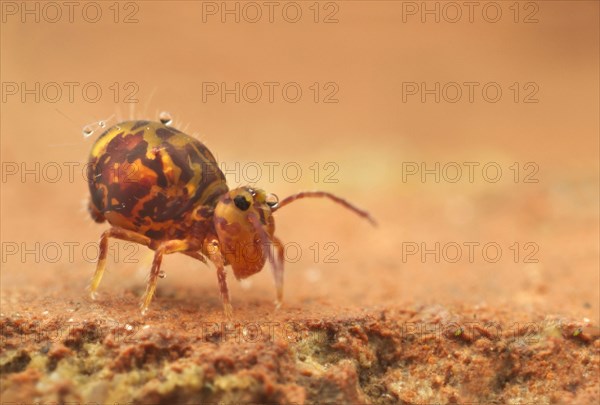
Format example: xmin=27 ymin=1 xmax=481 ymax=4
xmin=140 ymin=302 xmax=150 ymax=316
xmin=139 ymin=291 xmax=155 ymax=316
xmin=223 ymin=302 xmax=233 ymax=319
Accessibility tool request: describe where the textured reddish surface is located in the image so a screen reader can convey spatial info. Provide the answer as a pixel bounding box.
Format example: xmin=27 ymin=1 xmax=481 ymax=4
xmin=1 ymin=294 xmax=598 ymax=403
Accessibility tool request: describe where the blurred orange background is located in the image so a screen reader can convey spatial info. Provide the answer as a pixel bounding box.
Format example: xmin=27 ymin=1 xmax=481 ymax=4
xmin=1 ymin=1 xmax=598 ymax=321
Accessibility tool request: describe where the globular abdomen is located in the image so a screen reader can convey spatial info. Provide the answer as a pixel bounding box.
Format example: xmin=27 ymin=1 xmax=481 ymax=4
xmin=87 ymin=121 xmax=228 ymax=240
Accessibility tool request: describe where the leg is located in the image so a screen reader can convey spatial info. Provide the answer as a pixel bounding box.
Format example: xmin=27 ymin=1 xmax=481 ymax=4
xmin=140 ymin=239 xmax=189 ymax=314
xmin=89 ymin=227 xmax=151 ymax=299
xmin=203 ymin=238 xmax=233 ymax=318
xmin=180 ymin=250 xmax=208 ymax=265
xmin=271 ymin=236 xmax=285 ymax=309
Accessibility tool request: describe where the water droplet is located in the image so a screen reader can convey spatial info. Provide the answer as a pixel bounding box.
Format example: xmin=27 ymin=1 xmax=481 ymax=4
xmin=159 ymin=111 xmax=172 ymax=125
xmin=158 ymin=271 xmax=166 ymax=279
xmin=82 ymin=126 xmax=94 ymax=137
xmin=266 ymin=193 xmax=279 ymax=208
xmin=98 ymin=120 xmax=106 ymax=128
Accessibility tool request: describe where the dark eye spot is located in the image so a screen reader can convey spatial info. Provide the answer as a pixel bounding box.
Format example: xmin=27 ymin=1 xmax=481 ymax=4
xmin=234 ymin=195 xmax=251 ymax=211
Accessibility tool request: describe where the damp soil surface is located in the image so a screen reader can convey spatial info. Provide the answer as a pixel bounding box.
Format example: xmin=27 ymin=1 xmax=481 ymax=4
xmin=1 ymin=287 xmax=599 ymax=404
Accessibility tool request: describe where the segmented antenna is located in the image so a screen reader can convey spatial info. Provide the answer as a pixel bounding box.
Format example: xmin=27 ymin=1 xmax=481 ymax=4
xmin=272 ymin=191 xmax=377 ymax=226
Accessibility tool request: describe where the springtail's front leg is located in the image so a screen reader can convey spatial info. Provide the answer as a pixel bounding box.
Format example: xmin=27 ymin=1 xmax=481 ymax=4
xmin=140 ymin=239 xmax=190 ymax=315
xmin=204 ymin=238 xmax=233 ymax=319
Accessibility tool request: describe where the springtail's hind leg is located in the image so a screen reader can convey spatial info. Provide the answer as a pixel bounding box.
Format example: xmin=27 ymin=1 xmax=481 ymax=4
xmin=271 ymin=236 xmax=285 ymax=309
xmin=89 ymin=227 xmax=151 ymax=299
xmin=140 ymin=239 xmax=189 ymax=315
xmin=273 ymin=191 xmax=377 ymax=226
xmin=204 ymin=238 xmax=233 ymax=319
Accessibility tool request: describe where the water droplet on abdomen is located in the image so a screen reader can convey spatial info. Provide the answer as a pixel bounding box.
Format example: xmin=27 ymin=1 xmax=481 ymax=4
xmin=82 ymin=126 xmax=94 ymax=137
xmin=159 ymin=111 xmax=173 ymax=125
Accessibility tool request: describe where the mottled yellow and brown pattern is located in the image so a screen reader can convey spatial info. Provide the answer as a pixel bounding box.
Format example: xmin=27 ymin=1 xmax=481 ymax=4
xmin=86 ymin=121 xmax=374 ymax=318
xmin=87 ymin=120 xmax=228 ymax=241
